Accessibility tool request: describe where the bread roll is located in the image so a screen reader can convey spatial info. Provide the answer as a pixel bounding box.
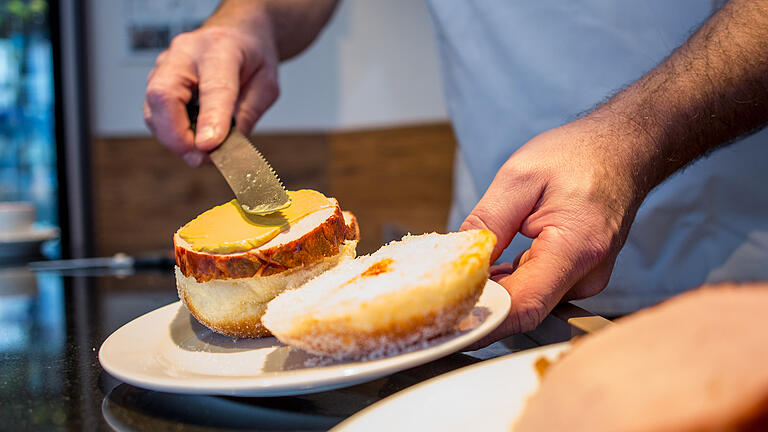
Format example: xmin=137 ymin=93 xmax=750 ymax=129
xmin=262 ymin=229 xmax=497 ymax=359
xmin=176 ymin=241 xmax=356 ymax=337
xmin=175 ymin=202 xmax=355 ymax=282
xmin=514 ymin=283 xmax=768 ymax=432
xmin=174 ymin=198 xmax=360 ymax=338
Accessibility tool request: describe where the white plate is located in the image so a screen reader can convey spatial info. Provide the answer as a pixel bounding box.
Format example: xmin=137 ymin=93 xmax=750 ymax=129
xmin=99 ymin=280 xmax=510 ymax=397
xmin=331 ymin=342 xmax=570 ymax=432
xmin=0 ymin=226 xmax=58 ymax=260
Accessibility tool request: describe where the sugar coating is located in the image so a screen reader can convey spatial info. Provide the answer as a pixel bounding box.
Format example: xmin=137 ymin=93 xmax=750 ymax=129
xmin=268 ymin=232 xmax=480 ymax=319
xmin=263 ymin=230 xmax=496 ymax=359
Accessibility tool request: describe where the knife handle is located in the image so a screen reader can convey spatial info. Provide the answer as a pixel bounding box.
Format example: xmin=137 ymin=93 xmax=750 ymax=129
xmin=186 ymin=91 xmax=235 ymax=134
xmin=186 ymin=91 xmax=200 ymax=132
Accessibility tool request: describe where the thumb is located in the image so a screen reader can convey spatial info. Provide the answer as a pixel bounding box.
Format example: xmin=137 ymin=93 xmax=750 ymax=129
xmin=459 ymin=166 xmax=543 ymax=263
xmin=495 ymin=225 xmax=596 ymax=333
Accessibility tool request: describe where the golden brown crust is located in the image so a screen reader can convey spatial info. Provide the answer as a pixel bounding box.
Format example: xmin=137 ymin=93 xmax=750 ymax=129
xmin=175 ymin=205 xmax=359 ymax=282
xmin=280 ymin=275 xmax=484 ymax=358
xmin=342 ymin=210 xmax=360 ymax=242
xmin=179 ymin=287 xmax=272 ymax=338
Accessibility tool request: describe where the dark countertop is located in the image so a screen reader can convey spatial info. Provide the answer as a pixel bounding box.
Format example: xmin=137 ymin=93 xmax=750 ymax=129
xmin=0 ymin=263 xmax=587 ymax=431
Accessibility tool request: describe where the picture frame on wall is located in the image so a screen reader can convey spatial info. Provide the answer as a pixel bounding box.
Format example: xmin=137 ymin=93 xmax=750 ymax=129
xmin=121 ymin=0 xmax=218 ymax=63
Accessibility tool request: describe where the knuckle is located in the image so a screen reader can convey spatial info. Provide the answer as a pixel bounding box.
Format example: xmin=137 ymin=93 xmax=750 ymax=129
xmin=145 ymin=85 xmax=175 ymax=108
xmin=511 ymin=298 xmax=548 ymax=333
xmin=573 ymin=231 xmax=613 ymax=269
xmin=265 ymin=78 xmax=280 ymax=103
xmin=142 ymin=109 xmax=153 ymax=127
xmin=498 ymin=159 xmax=537 ymax=183
xmin=573 ymin=277 xmax=609 ymax=300
xmin=143 ymin=115 xmax=153 ymax=131
xmin=237 ymin=104 xmax=263 ymax=125
xmin=169 ymin=32 xmax=193 ymax=50
xmin=198 ymin=27 xmax=243 ymax=52
xmin=199 ymin=77 xmax=238 ymax=95
xmin=461 ymin=212 xmax=493 ymax=232
xmin=154 ymin=50 xmax=169 ymax=66
xmin=199 ymin=27 xmax=231 ymax=41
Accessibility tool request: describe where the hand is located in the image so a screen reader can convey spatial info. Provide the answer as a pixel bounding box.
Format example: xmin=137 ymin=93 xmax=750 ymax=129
xmin=144 ymin=19 xmax=280 ymax=167
xmin=461 ymin=117 xmax=647 ymax=343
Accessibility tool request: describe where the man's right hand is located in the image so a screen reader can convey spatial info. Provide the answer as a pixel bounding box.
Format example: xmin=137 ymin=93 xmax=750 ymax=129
xmin=144 ymin=20 xmax=280 ymax=167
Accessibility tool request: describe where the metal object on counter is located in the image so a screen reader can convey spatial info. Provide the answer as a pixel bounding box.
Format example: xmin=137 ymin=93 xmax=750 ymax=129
xmin=28 ymin=253 xmax=175 ymax=272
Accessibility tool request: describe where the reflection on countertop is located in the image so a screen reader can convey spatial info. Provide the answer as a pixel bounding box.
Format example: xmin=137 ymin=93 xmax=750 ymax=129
xmin=0 ymin=265 xmax=550 ymax=431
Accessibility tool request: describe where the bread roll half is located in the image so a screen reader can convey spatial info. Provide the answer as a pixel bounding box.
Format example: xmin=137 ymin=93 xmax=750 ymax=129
xmin=514 ymin=283 xmax=768 ymax=432
xmin=262 ymin=229 xmax=497 ymax=359
xmin=176 ymin=241 xmax=357 ymax=338
xmin=174 ymin=199 xmax=360 ymax=338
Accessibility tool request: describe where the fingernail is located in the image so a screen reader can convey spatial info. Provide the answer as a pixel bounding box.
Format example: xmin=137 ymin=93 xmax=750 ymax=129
xmin=197 ymin=125 xmax=217 ymax=146
xmin=183 ymin=151 xmax=204 ymax=167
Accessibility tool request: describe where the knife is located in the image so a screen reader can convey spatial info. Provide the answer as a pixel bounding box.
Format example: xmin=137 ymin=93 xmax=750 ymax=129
xmin=28 ymin=253 xmax=175 ymax=271
xmin=186 ymin=95 xmax=290 ymax=215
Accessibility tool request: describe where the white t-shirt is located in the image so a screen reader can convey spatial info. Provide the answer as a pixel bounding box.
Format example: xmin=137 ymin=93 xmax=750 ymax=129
xmin=427 ymin=0 xmax=768 ymax=315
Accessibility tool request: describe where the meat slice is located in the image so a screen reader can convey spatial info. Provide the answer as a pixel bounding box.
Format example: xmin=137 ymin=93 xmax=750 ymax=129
xmin=175 ymin=200 xmax=359 ymax=282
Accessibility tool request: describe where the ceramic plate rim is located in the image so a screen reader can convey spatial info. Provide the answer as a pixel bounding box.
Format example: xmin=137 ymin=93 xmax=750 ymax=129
xmin=0 ymin=226 xmax=59 ymax=243
xmin=330 ymin=341 xmax=571 ymax=431
xmin=98 ymin=279 xmax=511 ymax=396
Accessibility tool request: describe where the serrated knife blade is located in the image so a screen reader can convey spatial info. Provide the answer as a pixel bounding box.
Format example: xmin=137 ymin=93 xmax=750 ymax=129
xmin=186 ymin=94 xmax=290 ymax=215
xmin=209 ymin=128 xmax=291 ymax=215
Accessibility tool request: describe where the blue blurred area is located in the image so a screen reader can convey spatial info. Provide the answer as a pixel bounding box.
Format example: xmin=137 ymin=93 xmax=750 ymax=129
xmin=0 ymin=0 xmax=58 ymax=227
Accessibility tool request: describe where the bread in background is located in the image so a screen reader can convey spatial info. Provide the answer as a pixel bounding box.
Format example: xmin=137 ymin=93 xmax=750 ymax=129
xmin=514 ymin=283 xmax=768 ymax=432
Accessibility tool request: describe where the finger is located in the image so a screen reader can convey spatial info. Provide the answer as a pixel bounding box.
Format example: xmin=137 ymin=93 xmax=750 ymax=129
xmin=233 ymin=64 xmax=280 ymax=135
xmin=493 ymin=225 xmax=596 ymax=335
xmin=457 ymin=261 xmax=521 ymax=352
xmin=465 ymin=238 xmax=557 ymax=351
xmin=195 ymin=48 xmax=242 ymax=151
xmin=155 ymin=49 xmax=169 ymax=66
xmin=459 ymin=164 xmax=544 ymax=263
xmin=563 ymin=257 xmax=615 ymax=302
xmin=489 ymin=262 xmax=517 ymax=279
xmin=144 ymin=53 xmax=197 ymax=158
xmin=462 ymin=260 xmax=526 ymax=351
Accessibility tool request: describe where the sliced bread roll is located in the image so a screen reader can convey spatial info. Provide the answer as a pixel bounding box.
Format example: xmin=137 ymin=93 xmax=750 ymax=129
xmin=262 ymin=229 xmax=497 ymax=359
xmin=175 ymin=202 xmax=356 ymax=282
xmin=514 ymin=283 xmax=768 ymax=432
xmin=176 ymin=241 xmax=357 ymax=337
xmin=174 ymin=196 xmax=360 ymax=338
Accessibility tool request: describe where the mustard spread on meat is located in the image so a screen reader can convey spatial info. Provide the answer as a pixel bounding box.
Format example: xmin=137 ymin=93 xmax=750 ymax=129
xmin=179 ymin=189 xmax=334 ymax=253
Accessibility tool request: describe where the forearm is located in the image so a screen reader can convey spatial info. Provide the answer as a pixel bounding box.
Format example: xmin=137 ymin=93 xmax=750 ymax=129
xmin=205 ymin=0 xmax=339 ymax=60
xmin=589 ymin=0 xmax=768 ymax=196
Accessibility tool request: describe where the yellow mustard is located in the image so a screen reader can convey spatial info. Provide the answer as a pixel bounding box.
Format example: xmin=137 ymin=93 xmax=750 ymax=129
xmin=179 ymin=189 xmax=334 ymax=253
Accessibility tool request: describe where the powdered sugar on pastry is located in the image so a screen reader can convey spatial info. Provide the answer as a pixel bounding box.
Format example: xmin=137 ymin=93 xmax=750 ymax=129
xmin=262 ymin=230 xmax=496 ymax=360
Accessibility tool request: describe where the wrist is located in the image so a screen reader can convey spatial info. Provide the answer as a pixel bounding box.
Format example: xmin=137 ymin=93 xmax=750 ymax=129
xmin=198 ymin=1 xmax=279 ymax=63
xmin=581 ymin=99 xmax=670 ymax=198
xmin=203 ymin=0 xmax=271 ymax=31
xmin=560 ymin=113 xmax=656 ymax=217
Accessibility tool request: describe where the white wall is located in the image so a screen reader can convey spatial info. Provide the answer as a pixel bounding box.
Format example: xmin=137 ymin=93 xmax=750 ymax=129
xmin=87 ymin=0 xmax=448 ymax=135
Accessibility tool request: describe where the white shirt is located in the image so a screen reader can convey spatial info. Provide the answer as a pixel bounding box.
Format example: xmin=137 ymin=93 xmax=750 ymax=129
xmin=427 ymin=0 xmax=768 ymax=315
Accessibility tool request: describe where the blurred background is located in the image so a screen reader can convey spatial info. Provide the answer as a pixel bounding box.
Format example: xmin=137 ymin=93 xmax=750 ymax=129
xmin=0 ymin=0 xmax=456 ymax=263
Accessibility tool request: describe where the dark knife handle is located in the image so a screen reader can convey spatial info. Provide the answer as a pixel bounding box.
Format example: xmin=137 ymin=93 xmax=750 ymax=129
xmin=186 ymin=90 xmax=200 ymax=132
xmin=186 ymin=90 xmax=235 ymax=134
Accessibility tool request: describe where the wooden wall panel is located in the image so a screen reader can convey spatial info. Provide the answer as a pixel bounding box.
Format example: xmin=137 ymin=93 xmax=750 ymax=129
xmin=90 ymin=123 xmax=456 ymax=256
xmin=329 ymin=124 xmax=456 ymax=254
